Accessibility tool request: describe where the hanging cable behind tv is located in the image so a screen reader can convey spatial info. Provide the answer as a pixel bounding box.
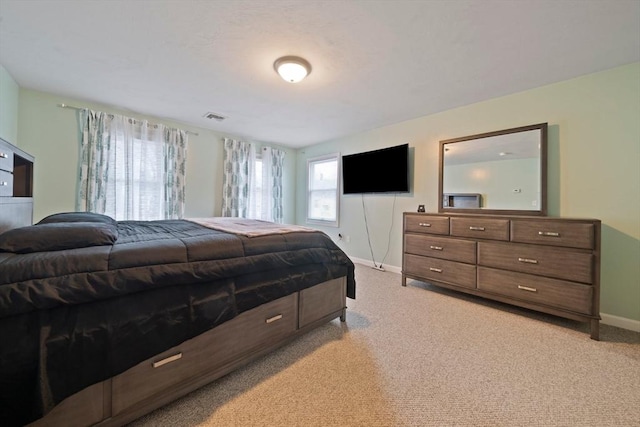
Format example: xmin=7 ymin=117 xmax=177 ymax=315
xmin=362 ymin=193 xmax=397 ymax=272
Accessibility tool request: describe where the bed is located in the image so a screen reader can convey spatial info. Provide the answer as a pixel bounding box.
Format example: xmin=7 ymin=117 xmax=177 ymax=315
xmin=0 ymin=213 xmax=355 ymax=426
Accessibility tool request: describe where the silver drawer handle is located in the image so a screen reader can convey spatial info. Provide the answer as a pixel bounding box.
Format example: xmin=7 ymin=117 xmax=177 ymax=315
xmin=538 ymin=231 xmax=560 ymax=237
xmin=517 ymin=285 xmax=537 ymax=293
xmin=469 ymin=226 xmax=485 ymax=231
xmin=429 ymin=245 xmax=443 ymax=251
xmin=266 ymin=314 xmax=283 ymax=324
xmin=0 ymin=152 xmax=8 ymax=159
xmin=152 ymin=352 xmax=183 ymax=368
xmin=429 ymin=267 xmax=442 ymax=273
xmin=419 ymin=223 xmax=431 ymax=227
xmin=0 ymin=181 xmax=7 ymax=186
xmin=518 ymin=257 xmax=539 ymax=264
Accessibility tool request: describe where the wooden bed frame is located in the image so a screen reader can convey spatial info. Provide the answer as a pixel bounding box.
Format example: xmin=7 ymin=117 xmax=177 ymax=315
xmin=28 ymin=277 xmax=347 ymax=426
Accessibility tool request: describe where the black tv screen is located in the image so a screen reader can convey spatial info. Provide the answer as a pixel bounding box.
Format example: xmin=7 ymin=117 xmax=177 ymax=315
xmin=342 ymin=143 xmax=409 ymax=194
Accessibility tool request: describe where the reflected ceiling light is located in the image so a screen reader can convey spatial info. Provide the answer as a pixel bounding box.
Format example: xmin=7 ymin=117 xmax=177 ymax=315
xmin=274 ymin=56 xmax=311 ymax=83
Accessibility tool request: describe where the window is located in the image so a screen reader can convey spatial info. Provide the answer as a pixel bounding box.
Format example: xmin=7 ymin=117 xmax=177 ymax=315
xmin=79 ymin=109 xmax=187 ymax=221
xmin=307 ymin=153 xmax=339 ymax=227
xmin=108 ymin=136 xmax=165 ymax=220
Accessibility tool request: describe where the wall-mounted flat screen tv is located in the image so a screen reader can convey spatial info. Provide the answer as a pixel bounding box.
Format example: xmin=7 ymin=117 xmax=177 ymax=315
xmin=342 ymin=143 xmax=409 ymax=194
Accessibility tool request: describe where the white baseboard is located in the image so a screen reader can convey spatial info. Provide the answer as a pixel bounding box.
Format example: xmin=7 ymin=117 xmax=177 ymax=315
xmin=349 ymin=257 xmax=640 ymax=332
xmin=600 ymin=313 xmax=640 ymax=332
xmin=351 ymin=257 xmax=402 ymax=275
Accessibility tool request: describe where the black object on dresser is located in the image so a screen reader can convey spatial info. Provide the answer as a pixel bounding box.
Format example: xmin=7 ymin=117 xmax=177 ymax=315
xmin=402 ymin=212 xmax=601 ymax=339
xmin=0 ymin=137 xmax=34 ymax=233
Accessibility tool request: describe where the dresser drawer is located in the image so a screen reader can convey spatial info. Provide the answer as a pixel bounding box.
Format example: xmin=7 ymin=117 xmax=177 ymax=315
xmin=112 ymin=292 xmax=297 ymax=414
xmin=404 ymin=234 xmax=476 ymax=264
xmin=404 ymin=253 xmax=476 ymax=289
xmin=450 ymin=217 xmax=509 ymax=241
xmin=478 ymin=267 xmax=593 ymax=315
xmin=404 ymin=214 xmax=450 ymax=235
xmin=0 ymin=170 xmax=13 ymax=197
xmin=0 ymin=143 xmax=13 ymax=173
xmin=478 ymin=242 xmax=593 ymax=284
xmin=511 ymin=219 xmax=595 ymax=249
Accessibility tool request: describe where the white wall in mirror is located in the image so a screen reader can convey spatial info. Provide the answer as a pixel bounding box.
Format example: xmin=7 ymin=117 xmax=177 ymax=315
xmin=444 ymin=158 xmax=540 ymax=210
xmin=441 ymin=125 xmax=545 ymax=213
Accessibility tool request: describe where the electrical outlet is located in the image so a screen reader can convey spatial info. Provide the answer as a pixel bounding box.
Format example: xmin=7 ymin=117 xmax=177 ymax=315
xmin=345 ymin=235 xmax=351 ymax=243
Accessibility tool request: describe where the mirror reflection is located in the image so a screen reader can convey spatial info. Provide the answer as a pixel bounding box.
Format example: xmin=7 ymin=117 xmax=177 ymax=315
xmin=439 ymin=123 xmax=547 ymax=215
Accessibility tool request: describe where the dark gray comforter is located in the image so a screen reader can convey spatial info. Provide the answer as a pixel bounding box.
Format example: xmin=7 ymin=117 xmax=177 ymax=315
xmin=0 ymin=219 xmax=355 ymax=426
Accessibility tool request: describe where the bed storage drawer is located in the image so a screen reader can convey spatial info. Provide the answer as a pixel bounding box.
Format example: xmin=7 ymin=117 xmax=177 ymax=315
xmin=404 ymin=214 xmax=450 ymax=235
xmin=299 ymin=277 xmax=346 ymax=328
xmin=404 ymin=234 xmax=476 ymax=264
xmin=112 ymin=292 xmax=298 ymax=414
xmin=478 ymin=267 xmax=594 ymax=315
xmin=28 ymin=382 xmax=104 ymax=427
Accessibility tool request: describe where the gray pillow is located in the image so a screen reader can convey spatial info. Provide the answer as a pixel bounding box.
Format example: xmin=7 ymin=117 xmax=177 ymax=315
xmin=0 ymin=222 xmax=118 ymax=253
xmin=38 ymin=211 xmax=117 ymax=226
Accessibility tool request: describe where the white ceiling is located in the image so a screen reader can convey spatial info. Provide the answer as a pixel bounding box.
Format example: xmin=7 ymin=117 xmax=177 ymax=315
xmin=1 ymin=0 xmax=638 ymax=148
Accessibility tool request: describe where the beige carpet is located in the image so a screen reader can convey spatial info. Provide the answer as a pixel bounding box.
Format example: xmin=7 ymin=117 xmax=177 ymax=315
xmin=130 ymin=264 xmax=640 ymax=427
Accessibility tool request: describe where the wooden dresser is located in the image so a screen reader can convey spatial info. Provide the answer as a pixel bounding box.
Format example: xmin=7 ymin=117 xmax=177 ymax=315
xmin=402 ymin=212 xmax=601 ymax=339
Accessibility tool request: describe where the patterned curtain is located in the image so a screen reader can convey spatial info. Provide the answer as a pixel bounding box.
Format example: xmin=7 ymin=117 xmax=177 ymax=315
xmin=78 ymin=109 xmax=187 ymax=220
xmin=78 ymin=110 xmax=112 ymax=214
xmin=221 ymin=138 xmax=252 ymax=217
xmin=222 ymin=140 xmax=285 ymax=222
xmin=265 ymin=147 xmax=285 ymax=223
xmin=163 ymin=127 xmax=188 ymax=219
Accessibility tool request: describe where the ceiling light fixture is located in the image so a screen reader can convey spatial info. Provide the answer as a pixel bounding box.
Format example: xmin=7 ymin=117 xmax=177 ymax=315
xmin=273 ymin=56 xmax=311 ymax=83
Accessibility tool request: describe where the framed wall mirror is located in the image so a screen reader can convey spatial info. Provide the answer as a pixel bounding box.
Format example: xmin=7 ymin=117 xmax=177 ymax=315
xmin=438 ymin=123 xmax=548 ymax=216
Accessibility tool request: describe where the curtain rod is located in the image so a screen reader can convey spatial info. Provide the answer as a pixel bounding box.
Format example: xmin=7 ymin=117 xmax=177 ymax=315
xmin=57 ymin=103 xmax=199 ymax=136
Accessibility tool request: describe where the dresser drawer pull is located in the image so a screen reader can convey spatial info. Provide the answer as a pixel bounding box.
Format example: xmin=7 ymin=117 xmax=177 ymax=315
xmin=517 ymin=257 xmax=539 ymax=264
xmin=0 ymin=181 xmax=7 ymax=186
xmin=538 ymin=231 xmax=560 ymax=237
xmin=429 ymin=267 xmax=442 ymax=273
xmin=429 ymin=245 xmax=443 ymax=251
xmin=418 ymin=223 xmax=431 ymax=227
xmin=265 ymin=314 xmax=283 ymax=324
xmin=469 ymin=226 xmax=485 ymax=231
xmin=517 ymin=285 xmax=538 ymax=293
xmin=0 ymin=152 xmax=8 ymax=159
xmin=152 ymin=352 xmax=183 ymax=368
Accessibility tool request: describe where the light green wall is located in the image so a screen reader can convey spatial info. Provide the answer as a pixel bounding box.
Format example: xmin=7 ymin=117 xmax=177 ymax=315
xmin=9 ymin=63 xmax=640 ymax=322
xmin=296 ymin=62 xmax=640 ymax=322
xmin=16 ymin=89 xmax=297 ymax=224
xmin=0 ymin=65 xmax=19 ymax=144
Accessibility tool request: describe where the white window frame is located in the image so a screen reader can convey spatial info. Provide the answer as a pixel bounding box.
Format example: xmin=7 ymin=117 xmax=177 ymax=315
xmin=306 ymin=153 xmax=340 ymax=227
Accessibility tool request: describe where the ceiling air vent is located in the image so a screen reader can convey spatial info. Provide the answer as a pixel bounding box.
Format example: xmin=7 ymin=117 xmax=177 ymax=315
xmin=203 ymin=112 xmax=226 ymax=121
